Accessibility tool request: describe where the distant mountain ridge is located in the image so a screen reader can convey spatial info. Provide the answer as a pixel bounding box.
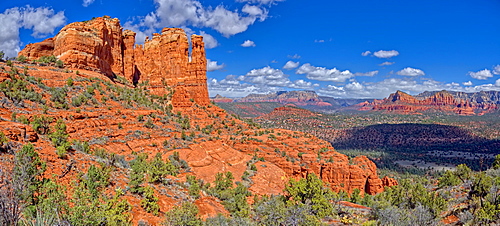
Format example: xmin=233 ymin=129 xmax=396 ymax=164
xmin=415 ymin=90 xmax=500 ymax=104
xmin=212 ymin=91 xmax=333 ymax=107
xmin=368 ymin=90 xmax=499 ymax=115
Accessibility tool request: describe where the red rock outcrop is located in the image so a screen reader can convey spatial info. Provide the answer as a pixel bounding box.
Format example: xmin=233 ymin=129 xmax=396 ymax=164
xmin=18 ymin=16 xmax=209 ymax=108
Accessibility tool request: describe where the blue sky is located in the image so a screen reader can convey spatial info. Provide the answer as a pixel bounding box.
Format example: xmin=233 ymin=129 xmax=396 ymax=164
xmin=1 ymin=0 xmax=500 ymax=98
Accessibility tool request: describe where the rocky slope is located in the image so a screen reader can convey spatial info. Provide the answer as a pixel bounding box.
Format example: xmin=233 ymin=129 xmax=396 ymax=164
xmin=3 ymin=16 xmax=396 ymax=224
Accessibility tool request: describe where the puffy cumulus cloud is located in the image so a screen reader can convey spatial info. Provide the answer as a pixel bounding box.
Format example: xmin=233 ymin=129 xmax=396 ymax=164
xmin=0 ymin=6 xmax=66 ymax=57
xmin=241 ymin=40 xmax=256 ymax=47
xmin=208 ymin=77 xmax=261 ymax=97
xmin=463 ymin=81 xmax=473 ymax=86
xmin=282 ymin=61 xmax=299 ymax=70
xmin=287 ymin=54 xmax=301 ymax=59
xmin=244 ymin=66 xmax=290 ymax=86
xmin=208 ymin=66 xmax=320 ymax=97
xmin=493 ymin=65 xmax=500 ymax=75
xmin=288 ymin=79 xmax=318 ymax=89
xmin=242 ymin=4 xmax=265 ymax=16
xmin=199 ymin=31 xmax=218 ymax=49
xmin=126 ymin=0 xmax=271 ymax=38
xmin=361 ymin=51 xmax=371 ymax=56
xmin=496 ymin=79 xmax=500 ymax=87
xmin=397 ymin=67 xmax=425 ymax=76
xmin=469 ymin=69 xmax=493 ymax=80
xmin=82 ymin=0 xmax=95 ymax=7
xmin=379 ymin=61 xmax=395 ymax=66
xmin=373 ymin=50 xmax=399 ymax=58
xmin=296 ymin=63 xmax=354 ymax=82
xmin=207 ymin=59 xmax=225 ymax=72
xmin=345 ymin=81 xmax=364 ymax=91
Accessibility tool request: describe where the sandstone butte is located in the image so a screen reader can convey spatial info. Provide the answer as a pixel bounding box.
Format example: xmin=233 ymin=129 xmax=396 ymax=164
xmin=19 ymin=15 xmax=209 ymax=109
xmin=10 ymin=16 xmax=397 ymax=224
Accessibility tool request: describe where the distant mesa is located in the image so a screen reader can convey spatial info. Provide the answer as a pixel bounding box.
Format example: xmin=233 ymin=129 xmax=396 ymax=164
xmin=211 ymin=94 xmax=233 ymax=103
xmin=19 ymin=15 xmax=209 ymax=108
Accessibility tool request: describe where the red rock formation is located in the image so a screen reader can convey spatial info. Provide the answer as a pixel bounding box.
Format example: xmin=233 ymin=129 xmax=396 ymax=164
xmin=211 ymin=94 xmax=234 ymax=103
xmin=371 ymin=90 xmax=490 ymax=115
xmin=18 ymin=38 xmax=55 ymax=60
xmin=381 ymin=176 xmax=398 ymax=187
xmin=18 ymin=16 xmax=209 ymax=108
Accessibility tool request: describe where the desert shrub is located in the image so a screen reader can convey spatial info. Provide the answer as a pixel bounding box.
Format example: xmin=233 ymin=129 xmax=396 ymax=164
xmin=49 ymin=87 xmax=68 ymax=109
xmin=66 ymin=77 xmax=74 ymax=87
xmin=72 ymin=140 xmax=91 ymax=154
xmin=49 ymin=119 xmax=71 ymax=158
xmin=128 ymin=153 xmax=147 ymax=193
xmin=163 ymin=202 xmax=202 ymax=226
xmin=14 ymin=143 xmax=46 ymax=205
xmin=55 ymin=59 xmax=64 ymax=68
xmin=17 ymin=55 xmax=27 ymax=63
xmin=68 ymin=165 xmax=130 ymax=225
xmin=0 ymin=74 xmax=42 ymax=104
xmin=38 ymin=55 xmax=57 ymax=64
xmin=284 ymin=173 xmax=333 ymax=218
xmin=71 ymin=94 xmax=88 ymax=107
xmin=31 ymin=115 xmax=53 ymax=135
xmin=186 ymin=175 xmax=201 ymax=199
xmin=141 ymin=186 xmax=160 ymax=215
xmin=148 ymin=153 xmax=177 ymax=183
xmin=169 ymin=151 xmax=189 ymax=171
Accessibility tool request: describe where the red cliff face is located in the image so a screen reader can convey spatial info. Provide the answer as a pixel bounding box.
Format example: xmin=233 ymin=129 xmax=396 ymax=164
xmin=18 ymin=16 xmax=209 ymax=108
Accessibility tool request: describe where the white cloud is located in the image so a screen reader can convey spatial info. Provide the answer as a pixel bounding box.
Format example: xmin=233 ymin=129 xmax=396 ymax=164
xmin=345 ymin=81 xmax=364 ymax=91
xmin=82 ymin=0 xmax=95 ymax=7
xmin=199 ymin=31 xmax=218 ymax=49
xmin=379 ymin=61 xmax=395 ymax=66
xmin=469 ymin=69 xmax=493 ymax=80
xmin=207 ymin=59 xmax=225 ymax=72
xmin=244 ymin=66 xmax=290 ymax=86
xmin=287 ymin=54 xmax=301 ymax=59
xmin=373 ymin=50 xmax=399 ymax=58
xmin=296 ymin=63 xmax=354 ymax=82
xmin=242 ymin=4 xmax=265 ymax=16
xmin=397 ymin=67 xmax=425 ymax=76
xmin=496 ymin=79 xmax=500 ymax=87
xmin=288 ymin=79 xmax=317 ymax=89
xmin=314 ymin=39 xmax=325 ymax=43
xmin=354 ymin=71 xmax=378 ymax=77
xmin=493 ymin=65 xmax=500 ymax=75
xmin=361 ymin=51 xmax=371 ymax=56
xmin=126 ymin=0 xmax=272 ymax=38
xmin=0 ymin=6 xmax=66 ymax=57
xmin=462 ymin=81 xmax=473 ymax=86
xmin=241 ymin=40 xmax=256 ymax=47
xmin=236 ymin=0 xmax=285 ymax=5
xmin=283 ymin=61 xmax=299 ymax=70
